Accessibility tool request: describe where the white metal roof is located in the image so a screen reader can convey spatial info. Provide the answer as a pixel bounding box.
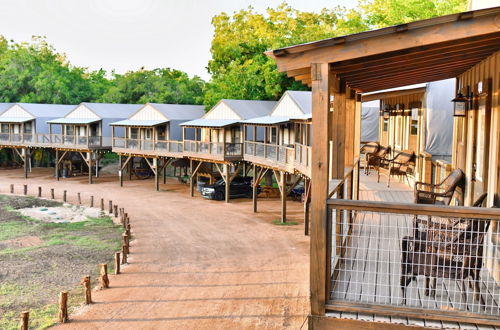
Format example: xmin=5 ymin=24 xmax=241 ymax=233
xmin=110 ymin=119 xmax=169 ymax=127
xmin=0 ymin=117 xmax=34 ymax=123
xmin=180 ymin=119 xmax=239 ymax=128
xmin=147 ymin=103 xmax=205 ymax=120
xmin=242 ymin=116 xmax=290 ymax=125
xmin=47 ymin=118 xmax=101 ymax=125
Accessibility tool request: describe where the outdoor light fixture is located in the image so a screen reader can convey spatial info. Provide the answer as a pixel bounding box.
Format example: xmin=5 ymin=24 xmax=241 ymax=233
xmin=451 ymin=91 xmax=469 ymax=117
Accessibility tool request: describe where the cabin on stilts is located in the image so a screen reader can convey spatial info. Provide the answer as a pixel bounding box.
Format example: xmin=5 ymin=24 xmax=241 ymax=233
xmin=243 ymin=90 xmax=312 ymax=223
xmin=267 ymin=6 xmax=500 ymax=329
xmin=47 ymin=103 xmax=142 ymax=183
xmin=110 ymin=103 xmax=205 ymax=190
xmin=180 ymin=99 xmax=276 ymax=203
xmin=0 ymin=103 xmax=74 ymax=177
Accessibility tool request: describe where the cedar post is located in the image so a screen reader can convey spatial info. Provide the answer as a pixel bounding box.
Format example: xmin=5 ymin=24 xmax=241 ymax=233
xmin=55 ymin=149 xmax=60 ymax=180
xmin=63 ymin=190 xmax=67 ymax=202
xmin=81 ymin=275 xmax=92 ymax=304
xmin=189 ymin=159 xmax=194 ymax=197
xmin=252 ymin=164 xmax=258 ymax=212
xmin=280 ymin=171 xmax=287 ymax=223
xmin=109 ymin=200 xmax=113 ymax=214
xmin=121 ymin=244 xmax=128 ymax=264
xmin=23 ymin=148 xmax=29 ymax=179
xmin=119 ymin=154 xmax=123 ymax=187
xmin=23 ymin=184 xmax=27 ymax=195
xmin=224 ymin=163 xmax=230 ymax=203
xmin=100 ymin=198 xmax=104 ymax=211
xmin=114 ymin=252 xmax=121 ymax=274
xmin=310 ymin=63 xmax=333 ymax=316
xmin=99 ymin=263 xmax=109 ymax=289
xmin=38 ymin=186 xmax=42 ymax=198
xmin=126 ymin=223 xmax=131 ymax=237
xmin=87 ymin=152 xmax=93 ymax=184
xmin=90 ymin=196 xmax=94 ymax=207
xmin=123 ymin=233 xmax=129 ymax=251
xmin=58 ymin=291 xmax=68 ymax=323
xmin=10 ymin=184 xmax=13 ymax=194
xmin=154 ymin=157 xmax=159 ymax=191
xmin=51 ymin=188 xmax=55 ymax=199
xmin=20 ymin=311 xmax=29 ymax=330
xmin=163 ymin=161 xmax=167 ymax=184
xmin=78 ymin=193 xmax=82 ymax=205
xmin=114 ymin=205 xmax=118 ymax=217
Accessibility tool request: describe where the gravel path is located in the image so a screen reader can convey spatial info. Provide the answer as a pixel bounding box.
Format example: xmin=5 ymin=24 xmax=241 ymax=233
xmin=0 ymin=168 xmax=309 ymax=329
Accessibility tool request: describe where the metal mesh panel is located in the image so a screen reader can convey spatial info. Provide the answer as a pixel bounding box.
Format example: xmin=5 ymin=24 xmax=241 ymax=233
xmin=330 ymin=209 xmax=500 ymax=317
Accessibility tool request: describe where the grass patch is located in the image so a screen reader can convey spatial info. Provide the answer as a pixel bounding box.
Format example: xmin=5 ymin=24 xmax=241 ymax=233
xmin=272 ymin=220 xmax=299 ymax=226
xmin=0 ymin=221 xmax=34 ymax=240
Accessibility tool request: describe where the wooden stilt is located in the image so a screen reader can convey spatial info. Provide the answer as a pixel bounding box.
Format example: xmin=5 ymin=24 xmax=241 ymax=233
xmin=252 ymin=164 xmax=258 ymax=212
xmin=38 ymin=186 xmax=42 ymax=198
xmin=55 ymin=149 xmax=60 ymax=180
xmin=154 ymin=158 xmax=159 ymax=191
xmin=224 ymin=164 xmax=230 ymax=203
xmin=189 ymin=159 xmax=194 ymax=197
xmin=87 ymin=152 xmax=93 ymax=184
xmin=280 ymin=171 xmax=287 ymax=223
xmin=23 ymin=148 xmax=29 ymax=179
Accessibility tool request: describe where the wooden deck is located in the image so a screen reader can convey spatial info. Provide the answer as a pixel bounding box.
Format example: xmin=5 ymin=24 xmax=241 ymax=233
xmin=328 ymin=172 xmax=500 ymax=329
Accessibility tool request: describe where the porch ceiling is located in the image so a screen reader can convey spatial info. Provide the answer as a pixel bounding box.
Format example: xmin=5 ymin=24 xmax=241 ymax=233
xmin=267 ymin=7 xmax=500 ymax=92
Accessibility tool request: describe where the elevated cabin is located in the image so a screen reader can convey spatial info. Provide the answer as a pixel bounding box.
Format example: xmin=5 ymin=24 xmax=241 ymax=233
xmin=181 ymin=99 xmax=276 ymax=162
xmin=268 ymin=6 xmax=500 ymax=329
xmin=47 ymin=103 xmax=142 ymax=183
xmin=291 ymin=113 xmax=312 ymax=178
xmin=110 ymin=103 xmax=205 ymax=157
xmin=243 ymin=91 xmax=311 ymax=174
xmin=109 ymin=103 xmax=205 ymax=190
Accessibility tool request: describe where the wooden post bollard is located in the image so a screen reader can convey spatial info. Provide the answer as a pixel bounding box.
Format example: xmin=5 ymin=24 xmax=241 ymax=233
xmin=81 ymin=275 xmax=92 ymax=304
xmin=63 ymin=190 xmax=67 ymax=202
xmin=90 ymin=196 xmax=94 ymax=207
xmin=20 ymin=311 xmax=29 ymax=330
xmin=114 ymin=252 xmax=121 ymax=274
xmin=114 ymin=205 xmax=118 ymax=217
xmin=123 ymin=233 xmax=129 ymax=249
xmin=51 ymin=188 xmax=55 ymax=199
xmin=100 ymin=198 xmax=104 ymax=211
xmin=121 ymin=244 xmax=127 ymax=264
xmin=38 ymin=186 xmax=42 ymax=198
xmin=10 ymin=184 xmax=14 ymax=194
xmin=99 ymin=264 xmax=109 ymax=289
xmin=23 ymin=184 xmax=27 ymax=195
xmin=58 ymin=291 xmax=68 ymax=323
xmin=109 ymin=200 xmax=113 ymax=214
xmin=78 ymin=193 xmax=82 ymax=205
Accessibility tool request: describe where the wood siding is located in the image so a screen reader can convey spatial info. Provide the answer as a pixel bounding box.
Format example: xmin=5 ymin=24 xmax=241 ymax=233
xmin=204 ymin=101 xmax=241 ymax=120
xmin=1 ymin=105 xmax=33 ymax=118
xmin=129 ymin=104 xmax=166 ymax=121
xmin=66 ymin=105 xmax=99 ymax=119
xmin=272 ymin=93 xmax=305 ymax=117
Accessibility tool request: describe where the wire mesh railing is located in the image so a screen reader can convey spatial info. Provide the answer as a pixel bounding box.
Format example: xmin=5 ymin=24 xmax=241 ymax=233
xmin=327 ymin=199 xmax=500 ymax=326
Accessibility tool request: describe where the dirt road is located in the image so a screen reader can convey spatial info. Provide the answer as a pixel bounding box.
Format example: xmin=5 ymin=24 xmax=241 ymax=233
xmin=0 ymin=168 xmax=309 ymax=329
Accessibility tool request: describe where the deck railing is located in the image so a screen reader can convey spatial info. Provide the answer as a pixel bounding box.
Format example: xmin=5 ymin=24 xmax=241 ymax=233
xmin=326 ymin=198 xmax=500 ymax=327
xmin=0 ymin=133 xmax=105 ymax=148
xmin=294 ymin=143 xmax=312 ymax=175
xmin=112 ymin=137 xmax=183 ymax=153
xmin=183 ymin=140 xmax=243 ymax=158
xmin=244 ymin=141 xmax=294 ymax=166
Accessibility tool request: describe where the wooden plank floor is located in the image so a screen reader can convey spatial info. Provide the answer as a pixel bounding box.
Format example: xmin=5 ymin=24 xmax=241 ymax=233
xmin=328 ymin=172 xmax=499 ymax=329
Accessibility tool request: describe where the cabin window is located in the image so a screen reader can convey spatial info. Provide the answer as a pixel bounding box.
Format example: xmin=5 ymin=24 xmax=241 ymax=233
xmin=77 ymin=126 xmax=86 ymax=137
xmin=231 ymin=126 xmax=241 ymax=143
xmin=157 ymin=126 xmax=166 ymax=140
xmin=65 ymin=125 xmax=74 ymax=136
xmin=1 ymin=124 xmax=9 ymax=133
xmin=144 ymin=128 xmax=152 ymax=140
xmin=410 ymin=108 xmax=418 ymax=135
xmin=130 ymin=128 xmax=138 ymax=140
xmin=23 ymin=122 xmax=33 ymax=133
xmin=269 ymin=127 xmax=277 ymax=144
xmin=295 ymin=124 xmax=301 ymax=143
xmin=383 ymin=118 xmax=388 ymax=132
xmin=395 ymin=117 xmax=402 ymax=146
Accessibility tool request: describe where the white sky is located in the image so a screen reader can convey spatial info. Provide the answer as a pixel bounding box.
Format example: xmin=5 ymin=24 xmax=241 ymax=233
xmin=0 ymin=0 xmax=356 ymax=80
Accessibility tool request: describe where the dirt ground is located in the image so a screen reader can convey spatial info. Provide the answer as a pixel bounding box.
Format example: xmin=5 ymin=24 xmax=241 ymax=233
xmin=0 ymin=167 xmax=310 ymax=329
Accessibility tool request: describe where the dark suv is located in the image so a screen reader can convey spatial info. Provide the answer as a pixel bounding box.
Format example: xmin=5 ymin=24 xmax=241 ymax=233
xmin=201 ymin=176 xmax=259 ymax=200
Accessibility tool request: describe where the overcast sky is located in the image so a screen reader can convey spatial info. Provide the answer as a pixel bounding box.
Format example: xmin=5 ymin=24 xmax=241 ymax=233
xmin=0 ymin=0 xmax=356 ymax=80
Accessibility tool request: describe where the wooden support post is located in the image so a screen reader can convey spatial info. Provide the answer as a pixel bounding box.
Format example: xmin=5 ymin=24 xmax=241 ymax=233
xmin=99 ymin=264 xmax=109 ymax=289
xmin=253 ymin=164 xmax=258 ymax=212
xmin=163 ymin=161 xmax=167 ymax=184
xmin=119 ymin=154 xmax=123 ymax=187
xmin=128 ymin=159 xmax=132 ymax=181
xmin=126 ymin=223 xmax=131 ymax=237
xmin=51 ymin=188 xmax=55 ymax=199
xmin=20 ymin=311 xmax=29 ymax=330
xmin=23 ymin=148 xmax=29 ymax=179
xmin=304 ymin=200 xmax=310 ymax=236
xmin=90 ymin=196 xmax=94 ymax=207
xmin=10 ymin=184 xmax=13 ymax=194
xmin=55 ymin=149 xmax=60 ymax=181
xmin=310 ymin=63 xmax=332 ymax=316
xmin=154 ymin=158 xmax=159 ymax=191
xmin=121 ymin=244 xmax=128 ymax=264
xmin=100 ymin=198 xmax=104 ymax=211
xmin=114 ymin=205 xmax=118 ymax=217
xmin=123 ymin=233 xmax=129 ymax=249
xmin=63 ymin=190 xmax=67 ymax=202
xmin=23 ymin=184 xmax=27 ymax=195
xmin=38 ymin=186 xmax=42 ymax=198
xmin=81 ymin=275 xmax=92 ymax=304
xmin=95 ymin=153 xmax=100 ymax=178
xmin=87 ymin=152 xmax=93 ymax=184
xmin=280 ymin=171 xmax=287 ymax=223
xmin=78 ymin=193 xmax=82 ymax=205
xmin=189 ymin=159 xmax=194 ymax=197
xmin=109 ymin=200 xmax=113 ymax=214
xmin=58 ymin=291 xmax=68 ymax=323
xmin=224 ymin=164 xmax=230 ymax=203
xmin=114 ymin=252 xmax=121 ymax=274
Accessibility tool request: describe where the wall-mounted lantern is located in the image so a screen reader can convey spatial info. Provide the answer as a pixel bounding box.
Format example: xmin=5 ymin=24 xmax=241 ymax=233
xmin=451 ymin=91 xmax=469 ymax=117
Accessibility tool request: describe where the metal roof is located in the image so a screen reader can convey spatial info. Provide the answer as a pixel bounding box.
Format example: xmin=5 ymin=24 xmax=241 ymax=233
xmin=286 ymin=91 xmax=312 ymax=114
xmin=180 ymin=119 xmax=239 ymax=128
xmin=219 ymin=99 xmax=277 ymax=119
xmin=242 ymin=116 xmax=290 ymax=125
xmin=290 ymin=113 xmax=312 ymax=121
xmin=110 ymin=119 xmax=169 ymax=127
xmin=78 ymin=103 xmax=143 ymax=119
xmin=14 ymin=103 xmax=75 ymax=117
xmin=147 ymin=103 xmax=205 ymax=120
xmin=0 ymin=103 xmax=14 ymax=115
xmin=47 ymin=118 xmax=101 ymax=125
xmin=0 ymin=117 xmax=34 ymax=123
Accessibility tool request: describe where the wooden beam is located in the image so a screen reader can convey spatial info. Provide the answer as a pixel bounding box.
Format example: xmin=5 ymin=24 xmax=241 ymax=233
xmin=362 ymin=87 xmax=426 ymax=102
xmin=310 ymin=62 xmax=332 ymax=316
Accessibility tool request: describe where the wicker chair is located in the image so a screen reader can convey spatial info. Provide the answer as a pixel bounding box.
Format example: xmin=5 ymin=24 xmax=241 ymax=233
xmin=360 ymin=142 xmax=379 ymax=174
xmin=377 ymin=149 xmax=415 ymax=187
xmin=414 ymin=168 xmax=465 ymax=205
xmin=366 ymin=145 xmax=391 ymax=176
xmin=401 ymin=193 xmax=490 ymax=306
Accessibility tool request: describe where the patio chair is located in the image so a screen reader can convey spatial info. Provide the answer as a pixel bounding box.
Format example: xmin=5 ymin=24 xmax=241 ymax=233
xmin=414 ymin=168 xmax=465 ymax=205
xmin=360 ymin=142 xmax=379 ymax=174
xmin=400 ymin=193 xmax=490 ymax=306
xmin=377 ymin=149 xmax=415 ymax=187
xmin=367 ymin=145 xmax=391 ymax=176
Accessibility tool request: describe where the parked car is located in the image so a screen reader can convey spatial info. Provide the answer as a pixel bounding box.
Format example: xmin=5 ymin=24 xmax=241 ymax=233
xmin=201 ymin=176 xmax=260 ymax=200
xmin=290 ymin=181 xmax=305 ymax=201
